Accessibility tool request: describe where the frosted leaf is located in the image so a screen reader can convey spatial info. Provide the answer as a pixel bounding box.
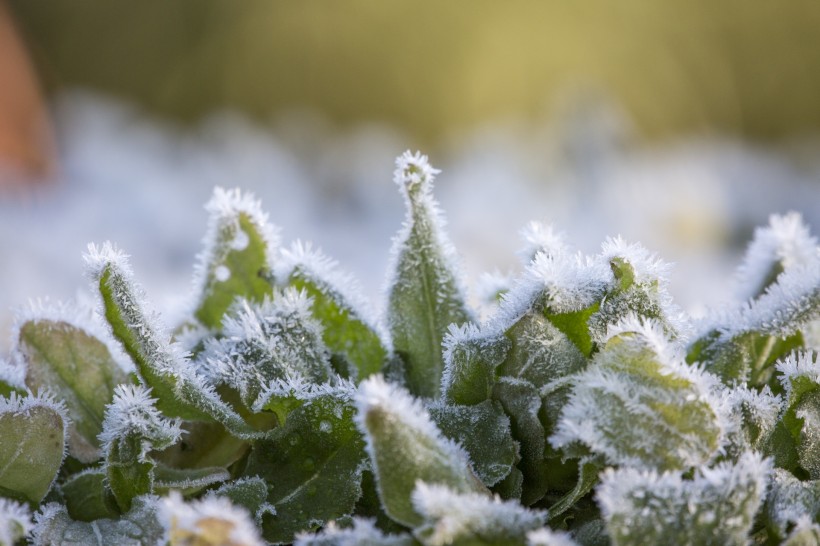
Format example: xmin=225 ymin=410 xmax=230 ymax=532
xmin=159 ymin=490 xmax=264 ymax=546
xmin=518 ymin=221 xmax=569 ymax=264
xmin=61 ymin=468 xmax=119 ymax=521
xmin=411 ymin=481 xmax=547 ymax=546
xmin=766 ymin=469 xmax=820 ymax=539
xmin=32 ymin=496 xmax=163 ymax=546
xmin=14 ymin=299 xmax=130 ymax=462
xmin=441 ymin=323 xmax=510 ymax=405
xmin=551 ymin=317 xmax=725 ymax=471
xmin=386 ymin=151 xmax=474 ymax=398
xmin=189 ymin=186 xmax=279 ymax=330
xmin=736 ymin=212 xmax=818 ymax=301
xmin=492 ymin=377 xmax=550 ymax=505
xmin=281 ymin=240 xmax=390 ymax=381
xmin=253 ymin=374 xmax=357 ymax=424
xmin=429 ymin=400 xmax=517 ymax=487
xmin=206 ymin=477 xmax=271 ymax=524
xmin=723 ymin=383 xmax=782 ymax=459
xmin=0 ymin=498 xmax=32 ymax=546
xmin=776 ymin=351 xmax=820 ymax=479
xmin=0 ymin=356 xmax=25 ymax=396
xmin=99 ymin=384 xmax=182 ymax=511
xmin=243 ymin=392 xmax=366 ymax=543
xmin=294 ymin=518 xmax=414 ymax=546
xmin=526 ymin=527 xmax=579 ymax=546
xmin=0 ymin=391 xmax=68 ymax=504
xmin=86 ymin=243 xmax=260 ymax=438
xmin=689 ymin=246 xmax=820 ymax=385
xmin=355 ymin=376 xmax=486 ymax=527
xmin=597 ymin=451 xmax=771 ymax=546
xmin=205 ymin=290 xmax=333 ymax=408
xmin=590 ymin=237 xmax=685 ymax=344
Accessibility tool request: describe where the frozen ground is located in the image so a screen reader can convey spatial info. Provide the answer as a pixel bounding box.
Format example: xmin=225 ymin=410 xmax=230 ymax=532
xmin=1 ymin=92 xmax=819 ymax=342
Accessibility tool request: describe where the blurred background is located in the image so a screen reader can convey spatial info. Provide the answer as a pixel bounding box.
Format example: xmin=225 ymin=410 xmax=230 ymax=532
xmin=2 ymin=0 xmax=820 ymax=330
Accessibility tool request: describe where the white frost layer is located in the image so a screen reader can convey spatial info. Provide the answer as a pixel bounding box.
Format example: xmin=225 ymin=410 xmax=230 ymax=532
xmin=98 ymin=384 xmax=182 ymax=456
xmin=526 ymin=527 xmax=579 ymax=546
xmin=411 ymin=482 xmax=547 ymax=546
xmin=0 ymin=355 xmax=25 ymax=390
xmin=597 ymin=451 xmax=771 ymax=538
xmin=294 ymin=518 xmax=411 ymax=546
xmin=159 ymin=491 xmax=263 ymax=546
xmin=279 ymin=240 xmax=390 ymax=349
xmin=777 ymin=351 xmax=820 ymax=398
xmin=0 ymin=497 xmax=33 ymax=546
xmin=355 ymin=375 xmax=472 ymax=469
xmin=736 ymin=212 xmax=818 ymax=301
xmin=252 ymin=374 xmax=357 ymax=413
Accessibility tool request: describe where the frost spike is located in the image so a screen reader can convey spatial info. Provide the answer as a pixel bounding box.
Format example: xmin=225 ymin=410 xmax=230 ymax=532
xmin=86 ymin=243 xmax=261 ymax=438
xmin=190 ymin=187 xmax=279 ymax=330
xmin=0 ymin=498 xmax=31 ymax=546
xmin=355 ymin=376 xmax=487 ymax=527
xmin=386 ymin=151 xmax=473 ymax=398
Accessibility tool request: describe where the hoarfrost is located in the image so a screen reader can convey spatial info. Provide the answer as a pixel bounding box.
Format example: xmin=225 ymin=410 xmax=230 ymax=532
xmin=526 ymin=527 xmax=579 ymax=546
xmin=98 ymin=384 xmax=181 ymax=456
xmin=736 ymin=212 xmax=818 ymax=301
xmin=518 ymin=221 xmax=569 ymax=264
xmin=766 ymin=469 xmax=820 ymax=538
xmin=597 ymin=451 xmax=770 ymax=545
xmin=411 ymin=481 xmax=547 ymax=546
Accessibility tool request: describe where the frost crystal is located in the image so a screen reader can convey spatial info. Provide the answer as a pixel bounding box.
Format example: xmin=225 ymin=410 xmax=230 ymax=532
xmin=0 ymin=498 xmax=32 ymax=546
xmin=736 ymin=212 xmax=818 ymax=301
xmin=98 ymin=384 xmax=182 ymax=457
xmin=393 ymin=150 xmax=441 ymax=190
xmin=597 ymin=452 xmax=771 ymax=546
xmin=767 ymin=469 xmax=820 ymax=539
xmin=159 ymin=491 xmax=264 ymax=546
xmin=411 ymin=482 xmax=547 ymax=546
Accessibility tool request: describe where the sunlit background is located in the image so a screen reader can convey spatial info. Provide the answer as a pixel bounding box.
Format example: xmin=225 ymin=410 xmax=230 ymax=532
xmin=3 ymin=1 xmax=820 ymax=332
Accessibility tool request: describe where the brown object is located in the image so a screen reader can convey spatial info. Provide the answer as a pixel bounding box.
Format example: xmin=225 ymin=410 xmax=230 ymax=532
xmin=0 ymin=0 xmax=54 ymax=183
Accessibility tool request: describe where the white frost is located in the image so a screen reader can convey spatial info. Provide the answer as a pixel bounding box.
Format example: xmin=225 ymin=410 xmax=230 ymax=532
xmin=526 ymin=527 xmax=579 ymax=546
xmin=98 ymin=384 xmax=182 ymax=457
xmin=411 ymin=481 xmax=546 ymax=546
xmin=0 ymin=497 xmax=32 ymax=546
xmin=294 ymin=518 xmax=411 ymax=546
xmin=518 ymin=221 xmax=569 ymax=264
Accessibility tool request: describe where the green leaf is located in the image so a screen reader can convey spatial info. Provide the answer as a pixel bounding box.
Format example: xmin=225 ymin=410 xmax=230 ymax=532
xmin=153 ymin=464 xmax=230 ymax=496
xmin=411 ymin=482 xmax=547 ymax=546
xmin=386 ymin=151 xmax=473 ymax=399
xmin=0 ymin=393 xmax=66 ymax=504
xmin=492 ymin=377 xmax=549 ymax=506
xmin=32 ymin=496 xmax=163 ymax=546
xmin=547 ymin=458 xmax=600 ymax=521
xmin=87 ymin=245 xmax=260 ymax=439
xmin=429 ymin=400 xmax=517 ymax=487
xmin=441 ymin=324 xmax=510 ymax=406
xmin=778 ymin=352 xmax=820 ymax=479
xmin=499 ymin=311 xmax=587 ymax=389
xmin=61 ymin=469 xmax=119 ymax=522
xmin=243 ymin=393 xmax=366 ymax=543
xmin=285 ymin=244 xmax=389 ymax=382
xmin=152 ymin=420 xmax=250 ymax=471
xmin=18 ymin=318 xmax=128 ymax=462
xmin=192 ymin=187 xmax=277 ymax=330
xmin=598 ymin=452 xmax=770 ymax=546
xmin=356 ymin=376 xmax=487 ymax=527
xmin=552 ymin=321 xmax=723 ymax=472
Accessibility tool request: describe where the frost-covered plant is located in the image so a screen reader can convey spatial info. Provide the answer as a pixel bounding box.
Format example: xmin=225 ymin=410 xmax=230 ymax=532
xmin=0 ymin=150 xmax=819 ymax=545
